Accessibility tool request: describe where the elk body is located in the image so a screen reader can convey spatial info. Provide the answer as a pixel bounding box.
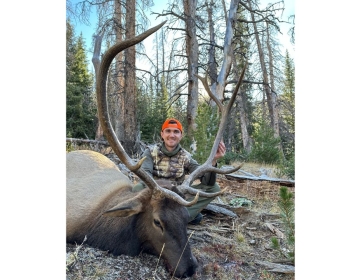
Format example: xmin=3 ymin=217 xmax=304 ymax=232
xmin=66 ymin=149 xmax=197 ymax=277
xmin=66 ymin=21 xmax=245 ymax=278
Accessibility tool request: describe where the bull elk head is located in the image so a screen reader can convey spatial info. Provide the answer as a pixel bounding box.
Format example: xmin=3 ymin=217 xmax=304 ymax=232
xmin=96 ymin=21 xmax=245 ymax=207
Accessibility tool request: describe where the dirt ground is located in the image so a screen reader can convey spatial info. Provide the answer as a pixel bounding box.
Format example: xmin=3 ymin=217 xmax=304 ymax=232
xmin=66 ymin=153 xmax=295 ymax=280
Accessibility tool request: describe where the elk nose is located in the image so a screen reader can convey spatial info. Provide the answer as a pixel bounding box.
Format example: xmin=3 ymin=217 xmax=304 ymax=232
xmin=181 ymin=266 xmax=197 ymax=278
xmin=181 ymin=258 xmax=198 ymax=278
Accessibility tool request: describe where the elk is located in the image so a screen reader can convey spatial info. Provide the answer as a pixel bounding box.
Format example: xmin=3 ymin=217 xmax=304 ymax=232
xmin=66 ymin=21 xmax=246 ymax=278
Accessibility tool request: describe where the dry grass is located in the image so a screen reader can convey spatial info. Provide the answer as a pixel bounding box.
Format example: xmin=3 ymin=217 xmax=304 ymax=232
xmin=232 ymin=161 xmax=290 ymax=181
xmin=66 ymin=141 xmax=113 ymax=155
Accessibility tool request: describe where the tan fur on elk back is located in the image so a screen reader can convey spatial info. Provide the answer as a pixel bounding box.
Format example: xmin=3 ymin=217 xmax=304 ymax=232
xmin=66 ymin=150 xmax=131 ymax=238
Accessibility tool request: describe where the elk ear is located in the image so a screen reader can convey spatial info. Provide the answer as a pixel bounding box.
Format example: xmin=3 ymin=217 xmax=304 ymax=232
xmin=103 ymin=197 xmax=144 ymax=217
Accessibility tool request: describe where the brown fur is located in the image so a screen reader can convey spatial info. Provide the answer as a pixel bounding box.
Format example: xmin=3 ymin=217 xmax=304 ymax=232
xmin=66 ymin=150 xmax=198 ymax=278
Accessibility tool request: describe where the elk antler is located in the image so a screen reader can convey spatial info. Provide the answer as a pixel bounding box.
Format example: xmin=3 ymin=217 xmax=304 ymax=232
xmin=175 ymin=63 xmax=247 ymax=198
xmin=97 ymin=21 xmax=246 ymax=206
xmin=96 ymin=21 xmax=199 ymax=207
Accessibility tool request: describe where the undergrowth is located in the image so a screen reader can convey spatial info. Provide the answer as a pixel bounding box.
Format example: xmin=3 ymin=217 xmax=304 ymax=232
xmin=270 ymin=187 xmax=295 ymax=264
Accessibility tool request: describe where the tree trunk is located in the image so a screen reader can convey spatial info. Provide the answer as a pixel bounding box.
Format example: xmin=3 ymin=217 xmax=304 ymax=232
xmin=237 ymin=91 xmax=252 ymax=153
xmin=114 ymin=0 xmax=125 ymax=143
xmin=266 ymin=22 xmax=284 ymax=158
xmin=123 ymin=0 xmax=137 ymax=155
xmin=92 ymin=30 xmax=105 ymax=141
xmin=232 ymin=3 xmax=253 ymax=153
xmin=248 ymin=0 xmax=275 ymax=127
xmin=205 ymin=0 xmax=239 ymax=112
xmin=184 ymin=0 xmax=199 ymax=136
xmin=213 ymin=0 xmax=240 ymax=104
xmin=207 ymin=0 xmax=217 ymax=85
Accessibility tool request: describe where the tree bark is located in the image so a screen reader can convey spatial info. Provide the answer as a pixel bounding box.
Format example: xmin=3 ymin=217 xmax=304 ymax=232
xmin=114 ymin=0 xmax=125 ymax=143
xmin=212 ymin=0 xmax=240 ymax=104
xmin=248 ymin=0 xmax=284 ymax=157
xmin=184 ymin=0 xmax=199 ymax=136
xmin=207 ymin=0 xmax=217 ymax=86
xmin=92 ymin=30 xmax=105 ymax=141
xmin=231 ymin=24 xmax=252 ymax=153
xmin=123 ymin=0 xmax=137 ymax=155
xmin=236 ymin=79 xmax=252 ymax=153
xmin=248 ymin=0 xmax=274 ymax=126
xmin=232 ymin=4 xmax=253 ymax=153
xmin=266 ymin=21 xmax=284 ymax=158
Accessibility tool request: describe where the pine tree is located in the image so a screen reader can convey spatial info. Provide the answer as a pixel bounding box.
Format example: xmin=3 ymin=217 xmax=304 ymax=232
xmin=281 ymin=50 xmax=295 ymax=135
xmin=249 ymin=119 xmax=282 ymax=164
xmin=66 ymin=19 xmax=75 ymax=82
xmin=192 ymin=102 xmax=219 ymax=164
xmin=137 ymin=79 xmax=156 ymax=143
xmin=66 ymin=19 xmax=96 ymax=139
xmin=271 ymin=186 xmax=295 ymax=263
xmin=148 ymin=76 xmax=170 ymax=141
xmin=279 ymin=50 xmax=295 ymax=159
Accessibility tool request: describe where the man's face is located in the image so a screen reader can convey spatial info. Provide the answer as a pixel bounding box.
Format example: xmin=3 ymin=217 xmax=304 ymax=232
xmin=161 ymin=128 xmax=182 ymax=151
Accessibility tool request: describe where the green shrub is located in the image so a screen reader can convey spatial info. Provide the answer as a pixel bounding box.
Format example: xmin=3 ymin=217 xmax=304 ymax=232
xmin=271 ymin=187 xmax=295 ymax=263
xmin=187 ymin=103 xmax=218 ymax=164
xmin=277 ymin=153 xmax=295 ymax=180
xmin=220 ymin=151 xmax=244 ymax=165
xmin=249 ymin=121 xmax=282 ymax=164
xmin=229 ymin=197 xmax=253 ymax=207
xmin=66 ymin=142 xmax=75 ymax=152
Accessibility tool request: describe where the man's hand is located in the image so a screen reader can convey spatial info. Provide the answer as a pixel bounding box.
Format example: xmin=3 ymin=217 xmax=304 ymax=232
xmin=213 ymin=140 xmax=226 ymax=165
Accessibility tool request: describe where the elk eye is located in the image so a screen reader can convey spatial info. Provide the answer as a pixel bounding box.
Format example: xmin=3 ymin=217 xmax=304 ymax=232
xmin=154 ymin=219 xmax=163 ymax=230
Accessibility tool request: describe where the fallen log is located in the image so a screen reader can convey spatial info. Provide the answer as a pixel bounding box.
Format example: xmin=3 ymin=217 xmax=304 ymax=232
xmin=66 ymin=138 xmax=109 ymax=146
xmin=225 ymin=172 xmax=295 ymax=187
xmin=264 ymin=222 xmax=285 ymax=239
xmin=205 ymin=203 xmax=238 ymax=218
xmin=254 ymin=260 xmax=295 ymax=274
xmin=220 ymin=166 xmax=295 ymax=187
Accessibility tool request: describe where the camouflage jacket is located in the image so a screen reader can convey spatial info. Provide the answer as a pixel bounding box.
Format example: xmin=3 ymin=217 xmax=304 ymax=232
xmin=140 ymin=143 xmax=217 ymax=186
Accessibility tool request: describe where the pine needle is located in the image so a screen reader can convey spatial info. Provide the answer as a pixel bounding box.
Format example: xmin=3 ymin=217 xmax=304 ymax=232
xmin=171 ymin=230 xmax=195 ymax=280
xmin=152 ymin=243 xmax=165 ymax=279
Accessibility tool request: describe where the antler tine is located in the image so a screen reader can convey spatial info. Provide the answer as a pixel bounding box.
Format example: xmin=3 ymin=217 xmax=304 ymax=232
xmin=228 ymin=62 xmax=248 ymax=109
xmin=195 ymin=74 xmax=222 ymax=109
xmin=177 ymin=64 xmax=247 ymax=197
xmin=194 ymin=63 xmax=247 ymax=169
xmin=135 ymin=167 xmax=200 ymax=206
xmin=97 ymin=21 xmax=166 ymax=172
xmin=97 ymin=20 xmax=200 ymax=207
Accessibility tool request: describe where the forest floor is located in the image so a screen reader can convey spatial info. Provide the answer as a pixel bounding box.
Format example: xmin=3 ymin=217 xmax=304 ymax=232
xmin=66 ymin=151 xmax=295 ymax=280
